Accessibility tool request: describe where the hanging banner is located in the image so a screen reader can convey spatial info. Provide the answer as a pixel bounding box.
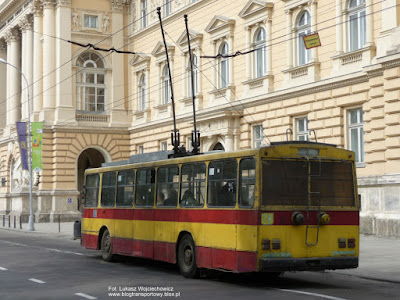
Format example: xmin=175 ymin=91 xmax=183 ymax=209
xmin=16 ymin=122 xmax=29 ymax=170
xmin=303 ymin=33 xmax=322 ymax=50
xmin=31 ymin=122 xmax=43 ymax=172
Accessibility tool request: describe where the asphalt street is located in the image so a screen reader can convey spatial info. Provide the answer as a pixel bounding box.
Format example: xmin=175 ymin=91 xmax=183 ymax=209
xmin=0 ymin=228 xmax=399 ymax=300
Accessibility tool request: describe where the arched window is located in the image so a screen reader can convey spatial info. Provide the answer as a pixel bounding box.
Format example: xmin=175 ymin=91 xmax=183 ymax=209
xmin=297 ymin=11 xmax=311 ymax=66
xmin=254 ymin=28 xmax=266 ymax=78
xmin=76 ymin=52 xmax=106 ymax=112
xmin=187 ymin=54 xmax=198 ymax=96
xmin=219 ymin=42 xmax=229 ymax=88
xmin=161 ymin=65 xmax=170 ymax=104
xmin=139 ymin=74 xmax=146 ymax=111
xmin=141 ymin=0 xmax=147 ymax=29
xmin=348 ymin=0 xmax=366 ymax=51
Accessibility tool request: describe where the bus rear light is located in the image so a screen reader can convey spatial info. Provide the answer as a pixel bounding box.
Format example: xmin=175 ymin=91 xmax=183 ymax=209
xmin=338 ymin=238 xmax=346 ymax=248
xmin=272 ymin=239 xmax=281 ymax=250
xmin=262 ymin=239 xmax=271 ymax=250
xmin=348 ymin=238 xmax=356 ymax=248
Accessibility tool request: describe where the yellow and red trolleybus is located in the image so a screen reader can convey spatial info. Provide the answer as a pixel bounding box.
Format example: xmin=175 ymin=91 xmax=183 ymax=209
xmin=81 ymin=141 xmax=359 ymax=277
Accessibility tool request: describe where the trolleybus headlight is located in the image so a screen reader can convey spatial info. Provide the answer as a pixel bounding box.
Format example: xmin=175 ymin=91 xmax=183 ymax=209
xmin=262 ymin=239 xmax=271 ymax=250
xmin=291 ymin=211 xmax=305 ymax=225
xmin=338 ymin=238 xmax=346 ymax=248
xmin=347 ymin=238 xmax=356 ymax=248
xmin=318 ymin=212 xmax=331 ymax=225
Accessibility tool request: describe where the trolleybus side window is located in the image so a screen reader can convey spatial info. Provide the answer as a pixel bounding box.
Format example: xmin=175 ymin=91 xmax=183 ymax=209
xmin=157 ymin=165 xmax=179 ymax=207
xmin=208 ymin=159 xmax=237 ymax=207
xmin=116 ymin=170 xmax=135 ymax=207
xmin=135 ymin=168 xmax=156 ymax=207
xmin=101 ymin=172 xmax=117 ymax=207
xmin=180 ymin=163 xmax=206 ymax=207
xmin=85 ymin=174 xmax=100 ymax=207
xmin=239 ymin=158 xmax=256 ymax=207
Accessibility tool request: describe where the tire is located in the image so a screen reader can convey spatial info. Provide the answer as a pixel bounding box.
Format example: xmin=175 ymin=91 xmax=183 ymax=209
xmin=177 ymin=235 xmax=199 ymax=278
xmin=101 ymin=229 xmax=114 ymax=262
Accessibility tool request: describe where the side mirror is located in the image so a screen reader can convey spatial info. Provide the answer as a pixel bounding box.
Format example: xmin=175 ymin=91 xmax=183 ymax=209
xmin=80 ymin=186 xmax=86 ymax=206
xmin=358 ymin=194 xmax=361 ymax=210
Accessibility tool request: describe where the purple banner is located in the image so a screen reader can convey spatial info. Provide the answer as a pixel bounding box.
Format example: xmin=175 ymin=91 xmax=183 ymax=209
xmin=16 ymin=122 xmax=29 ymax=170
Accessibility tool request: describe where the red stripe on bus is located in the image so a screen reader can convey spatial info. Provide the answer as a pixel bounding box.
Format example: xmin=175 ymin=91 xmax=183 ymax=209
xmin=83 ymin=208 xmax=259 ymax=225
xmin=82 ymin=233 xmax=98 ymax=250
xmin=197 ymin=247 xmax=257 ymax=272
xmin=263 ymin=211 xmax=359 ymax=225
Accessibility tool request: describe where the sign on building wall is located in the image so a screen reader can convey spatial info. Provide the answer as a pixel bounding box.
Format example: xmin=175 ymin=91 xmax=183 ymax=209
xmin=16 ymin=122 xmax=29 ymax=170
xmin=303 ymin=33 xmax=321 ymax=49
xmin=31 ymin=122 xmax=43 ymax=172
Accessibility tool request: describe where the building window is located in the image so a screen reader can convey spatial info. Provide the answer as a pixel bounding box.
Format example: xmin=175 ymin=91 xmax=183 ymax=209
xmin=160 ymin=141 xmax=168 ymax=151
xmin=76 ymin=52 xmax=106 ymax=112
xmin=138 ymin=145 xmax=144 ymax=154
xmin=348 ymin=0 xmax=366 ymax=51
xmin=161 ymin=65 xmax=170 ymax=104
xmin=164 ymin=0 xmax=171 ymax=17
xmin=297 ymin=11 xmax=311 ymax=66
xmin=254 ymin=28 xmax=266 ymax=78
xmin=141 ymin=0 xmax=147 ymax=29
xmin=84 ymin=15 xmax=98 ymax=29
xmin=138 ymin=74 xmax=146 ymax=111
xmin=187 ymin=54 xmax=198 ymax=97
xmin=253 ymin=125 xmax=263 ymax=148
xmin=296 ymin=117 xmax=308 ymax=141
xmin=218 ymin=42 xmax=229 ymax=89
xmin=348 ymin=108 xmax=364 ymax=164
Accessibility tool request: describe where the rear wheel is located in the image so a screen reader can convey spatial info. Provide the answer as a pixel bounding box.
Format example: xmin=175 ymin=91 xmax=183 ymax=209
xmin=101 ymin=229 xmax=114 ymax=262
xmin=177 ymin=235 xmax=199 ymax=278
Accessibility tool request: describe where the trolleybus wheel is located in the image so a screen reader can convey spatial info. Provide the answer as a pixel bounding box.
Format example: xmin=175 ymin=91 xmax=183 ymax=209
xmin=178 ymin=235 xmax=199 ymax=278
xmin=101 ymin=229 xmax=114 ymax=262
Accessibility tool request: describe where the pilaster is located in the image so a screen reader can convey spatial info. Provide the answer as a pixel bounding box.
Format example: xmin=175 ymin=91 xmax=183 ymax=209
xmin=39 ymin=0 xmax=56 ymax=124
xmin=32 ymin=1 xmax=43 ymax=121
xmin=0 ymin=41 xmax=7 ymax=130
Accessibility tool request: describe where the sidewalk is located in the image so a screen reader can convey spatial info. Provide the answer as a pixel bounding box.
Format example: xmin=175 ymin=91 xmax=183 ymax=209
xmin=1 ymin=222 xmax=399 ymax=283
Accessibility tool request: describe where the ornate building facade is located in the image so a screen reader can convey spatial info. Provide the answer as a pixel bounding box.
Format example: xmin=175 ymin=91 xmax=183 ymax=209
xmin=0 ymin=0 xmax=399 ymax=236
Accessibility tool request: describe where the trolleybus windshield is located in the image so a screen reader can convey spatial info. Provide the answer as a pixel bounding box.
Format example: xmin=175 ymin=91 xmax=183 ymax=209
xmin=262 ymin=159 xmax=355 ymax=207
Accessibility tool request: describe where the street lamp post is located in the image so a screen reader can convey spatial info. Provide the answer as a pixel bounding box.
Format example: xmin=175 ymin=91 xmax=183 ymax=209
xmin=0 ymin=58 xmax=35 ymax=231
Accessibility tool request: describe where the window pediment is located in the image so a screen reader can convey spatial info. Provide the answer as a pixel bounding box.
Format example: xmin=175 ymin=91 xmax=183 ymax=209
xmin=177 ymin=29 xmax=203 ymax=49
xmin=205 ymin=15 xmax=235 ymax=37
xmin=239 ymin=0 xmax=274 ymax=20
xmin=130 ymin=53 xmax=151 ymax=68
xmin=152 ymin=41 xmax=175 ymax=62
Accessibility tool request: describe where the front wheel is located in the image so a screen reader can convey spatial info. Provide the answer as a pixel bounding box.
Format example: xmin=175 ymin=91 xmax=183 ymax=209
xmin=101 ymin=229 xmax=114 ymax=262
xmin=177 ymin=235 xmax=199 ymax=278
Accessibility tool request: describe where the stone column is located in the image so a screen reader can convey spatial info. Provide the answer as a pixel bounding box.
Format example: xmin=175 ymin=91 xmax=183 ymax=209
xmin=55 ymin=0 xmax=75 ymax=124
xmin=286 ymin=9 xmax=293 ymax=68
xmin=109 ymin=0 xmax=129 ymax=125
xmin=335 ymin=0 xmax=343 ymax=54
xmin=40 ymin=0 xmax=56 ymax=123
xmin=0 ymin=41 xmax=7 ymax=129
xmin=19 ymin=15 xmax=34 ymax=121
xmin=225 ymin=134 xmax=234 ymax=152
xmin=32 ymin=0 xmax=43 ymax=121
xmin=310 ymin=0 xmax=318 ymax=60
xmin=5 ymin=28 xmax=22 ymax=126
xmin=266 ymin=18 xmax=272 ymax=74
xmin=245 ymin=26 xmax=251 ymax=80
xmin=228 ymin=34 xmax=234 ymax=86
xmin=365 ymin=0 xmax=373 ymax=46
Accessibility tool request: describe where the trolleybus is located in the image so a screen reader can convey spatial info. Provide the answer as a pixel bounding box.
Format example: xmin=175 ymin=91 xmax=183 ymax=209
xmin=80 ymin=141 xmax=359 ymax=277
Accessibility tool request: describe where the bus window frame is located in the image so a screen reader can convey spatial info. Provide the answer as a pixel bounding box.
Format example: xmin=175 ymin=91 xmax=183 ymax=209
xmin=156 ymin=165 xmax=180 ymax=208
xmin=116 ymin=169 xmax=136 ymax=208
xmin=207 ymin=158 xmax=238 ymax=208
xmin=180 ymin=162 xmax=206 ymax=208
xmin=135 ymin=168 xmax=156 ymax=208
xmin=101 ymin=171 xmax=117 ymax=208
xmin=238 ymin=157 xmax=256 ymax=209
xmin=84 ymin=173 xmax=100 ymax=208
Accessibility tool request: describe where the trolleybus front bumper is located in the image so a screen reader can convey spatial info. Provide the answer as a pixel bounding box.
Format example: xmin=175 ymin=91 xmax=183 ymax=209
xmin=260 ymin=257 xmax=358 ymax=272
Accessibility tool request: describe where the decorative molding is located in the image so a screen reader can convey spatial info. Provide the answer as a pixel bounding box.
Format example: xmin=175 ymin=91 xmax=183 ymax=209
xmin=31 ymin=0 xmax=43 ymax=17
xmin=5 ymin=27 xmax=21 ymax=43
xmin=176 ymin=29 xmax=203 ymax=48
xmin=19 ymin=14 xmax=33 ymax=31
xmin=205 ymin=15 xmax=235 ymax=38
xmin=55 ymin=0 xmax=71 ymax=7
xmin=238 ymin=0 xmax=274 ymax=20
xmin=40 ymin=0 xmax=56 ymax=9
xmin=0 ymin=40 xmax=7 ymax=51
xmin=110 ymin=0 xmax=129 ymax=13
